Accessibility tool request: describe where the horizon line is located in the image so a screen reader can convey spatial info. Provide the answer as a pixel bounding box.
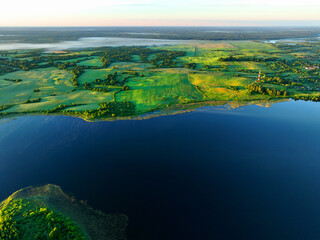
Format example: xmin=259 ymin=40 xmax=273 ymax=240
xmin=1 ymin=25 xmax=320 ymax=28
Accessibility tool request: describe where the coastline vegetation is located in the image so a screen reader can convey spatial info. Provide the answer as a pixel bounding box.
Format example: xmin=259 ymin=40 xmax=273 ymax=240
xmin=0 ymin=198 xmax=86 ymax=239
xmin=0 ymin=185 xmax=128 ymax=240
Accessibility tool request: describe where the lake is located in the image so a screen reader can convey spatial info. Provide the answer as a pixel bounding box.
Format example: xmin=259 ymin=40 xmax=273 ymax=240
xmin=1 ymin=100 xmax=320 ymax=240
xmin=0 ymin=37 xmax=189 ymax=51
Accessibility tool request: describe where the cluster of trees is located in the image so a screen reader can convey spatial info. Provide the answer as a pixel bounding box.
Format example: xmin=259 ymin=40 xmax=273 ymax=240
xmin=63 ymin=101 xmax=136 ymax=119
xmin=97 ymin=47 xmax=186 ymax=68
xmin=275 ymin=42 xmax=319 ymax=58
xmin=149 ymin=51 xmax=186 ymax=68
xmin=3 ymin=78 xmax=22 ymax=83
xmin=24 ymin=98 xmax=42 ymax=104
xmin=264 ymin=60 xmax=320 ymax=87
xmin=93 ymin=72 xmax=134 ymax=88
xmin=14 ymin=101 xmax=136 ymax=119
xmin=70 ymin=66 xmax=84 ymax=87
xmin=56 ymin=61 xmax=77 ymax=70
xmin=124 ymin=71 xmax=144 ymax=77
xmin=32 ymin=53 xmax=93 ymax=64
xmin=0 ymin=198 xmax=85 ymax=240
xmin=0 ymin=51 xmax=89 ymax=75
xmin=122 ymin=85 xmax=130 ymax=91
xmin=219 ymin=56 xmax=277 ymax=62
xmin=265 ymin=60 xmax=300 ymax=74
xmin=184 ymin=63 xmax=197 ymax=69
xmin=204 ymin=65 xmax=228 ymax=71
xmin=0 ymin=50 xmax=98 ymax=76
xmin=83 ymin=82 xmax=109 ymax=92
xmin=88 ymin=73 xmax=122 ymax=93
xmin=56 ymin=58 xmax=97 ymax=70
xmin=293 ymin=95 xmax=320 ymax=102
xmin=83 ymin=82 xmax=130 ymax=94
xmin=39 ymin=103 xmax=82 ymax=114
xmin=247 ymin=83 xmax=288 ymax=97
xmin=227 ymin=86 xmax=240 ymax=91
xmin=260 ymin=76 xmax=294 ymax=86
xmin=13 ymin=51 xmax=42 ymax=59
xmin=98 ymin=46 xmax=161 ymax=67
xmin=0 ymin=105 xmax=10 ymax=112
xmin=104 ymin=72 xmax=122 ymax=86
xmin=300 ymin=75 xmax=320 ymax=84
xmin=0 ymin=58 xmax=38 ymax=74
xmin=101 ymin=56 xmax=112 ymax=67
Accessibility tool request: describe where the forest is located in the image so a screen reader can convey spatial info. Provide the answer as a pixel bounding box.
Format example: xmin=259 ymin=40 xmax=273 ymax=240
xmin=0 ymin=198 xmax=85 ymax=240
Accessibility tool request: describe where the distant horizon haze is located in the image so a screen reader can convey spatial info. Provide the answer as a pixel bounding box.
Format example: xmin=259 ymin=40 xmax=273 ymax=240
xmin=1 ymin=22 xmax=320 ymax=27
xmin=0 ymin=24 xmax=320 ymax=28
xmin=0 ymin=0 xmax=319 ymax=27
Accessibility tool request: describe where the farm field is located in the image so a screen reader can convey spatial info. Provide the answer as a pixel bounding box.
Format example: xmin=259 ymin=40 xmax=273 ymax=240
xmin=0 ymin=40 xmax=319 ymax=120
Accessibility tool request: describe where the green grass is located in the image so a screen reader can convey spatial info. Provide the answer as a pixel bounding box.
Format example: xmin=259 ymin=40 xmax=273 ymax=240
xmin=189 ymin=72 xmax=255 ymax=101
xmin=78 ymin=69 xmax=112 ymax=84
xmin=0 ymin=68 xmax=73 ymax=106
xmin=78 ymin=57 xmax=103 ymax=67
xmin=0 ymin=67 xmax=114 ymax=113
xmin=116 ymin=71 xmax=203 ymax=113
xmin=231 ymin=41 xmax=278 ymax=51
xmin=131 ymin=55 xmax=141 ymax=62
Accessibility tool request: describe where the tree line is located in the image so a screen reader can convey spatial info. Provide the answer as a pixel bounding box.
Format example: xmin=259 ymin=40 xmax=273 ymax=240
xmin=247 ymin=83 xmax=288 ymax=97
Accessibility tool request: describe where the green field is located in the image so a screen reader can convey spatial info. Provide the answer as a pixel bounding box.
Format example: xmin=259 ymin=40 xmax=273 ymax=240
xmin=77 ymin=57 xmax=103 ymax=67
xmin=0 ymin=40 xmax=319 ymax=120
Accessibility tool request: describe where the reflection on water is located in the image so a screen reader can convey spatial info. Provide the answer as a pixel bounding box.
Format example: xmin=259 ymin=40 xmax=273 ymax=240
xmin=0 ymin=37 xmax=188 ymax=51
xmin=1 ymin=101 xmax=320 ymax=240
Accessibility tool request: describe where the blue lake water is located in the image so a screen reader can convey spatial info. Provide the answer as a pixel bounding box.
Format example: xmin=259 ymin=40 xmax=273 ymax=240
xmin=1 ymin=100 xmax=320 ymax=240
xmin=0 ymin=37 xmax=189 ymax=51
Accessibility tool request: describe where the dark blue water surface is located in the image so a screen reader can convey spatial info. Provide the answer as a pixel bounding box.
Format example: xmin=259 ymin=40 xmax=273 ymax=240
xmin=1 ymin=100 xmax=320 ymax=240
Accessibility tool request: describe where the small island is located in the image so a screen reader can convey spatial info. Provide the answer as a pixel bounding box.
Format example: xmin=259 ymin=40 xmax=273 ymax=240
xmin=0 ymin=40 xmax=319 ymax=120
xmin=0 ymin=184 xmax=128 ymax=240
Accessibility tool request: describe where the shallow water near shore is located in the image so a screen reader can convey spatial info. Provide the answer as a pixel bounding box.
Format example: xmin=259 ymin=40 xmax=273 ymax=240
xmin=1 ymin=100 xmax=320 ymax=240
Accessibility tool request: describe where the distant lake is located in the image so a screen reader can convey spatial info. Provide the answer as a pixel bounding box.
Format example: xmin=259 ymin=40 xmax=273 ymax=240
xmin=265 ymin=37 xmax=320 ymax=44
xmin=1 ymin=100 xmax=320 ymax=240
xmin=0 ymin=37 xmax=188 ymax=51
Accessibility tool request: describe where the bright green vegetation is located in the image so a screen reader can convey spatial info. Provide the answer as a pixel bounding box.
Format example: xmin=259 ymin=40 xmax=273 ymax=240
xmin=0 ymin=40 xmax=319 ymax=120
xmin=0 ymin=198 xmax=85 ymax=239
xmin=0 ymin=185 xmax=128 ymax=240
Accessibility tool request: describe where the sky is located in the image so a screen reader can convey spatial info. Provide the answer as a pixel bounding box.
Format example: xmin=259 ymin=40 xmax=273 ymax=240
xmin=0 ymin=0 xmax=319 ymax=26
